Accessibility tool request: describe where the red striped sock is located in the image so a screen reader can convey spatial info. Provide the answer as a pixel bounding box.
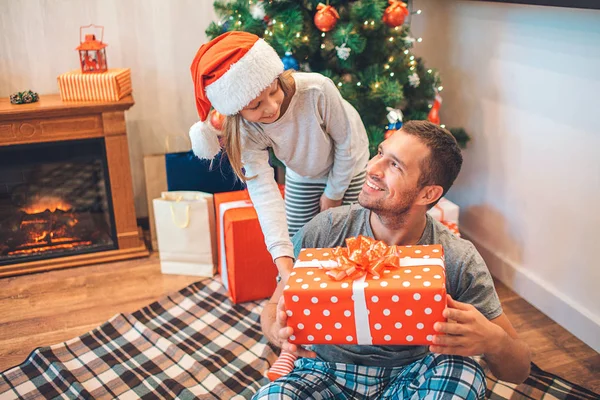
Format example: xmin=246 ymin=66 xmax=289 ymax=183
xmin=266 ymin=351 xmax=298 ymax=381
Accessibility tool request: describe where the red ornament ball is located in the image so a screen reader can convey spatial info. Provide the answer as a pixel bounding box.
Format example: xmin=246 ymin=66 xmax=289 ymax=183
xmin=314 ymin=4 xmax=339 ymax=32
xmin=382 ymin=1 xmax=409 ymax=28
xmin=384 ymin=129 xmax=397 ymax=140
xmin=210 ymin=109 xmax=225 ymax=130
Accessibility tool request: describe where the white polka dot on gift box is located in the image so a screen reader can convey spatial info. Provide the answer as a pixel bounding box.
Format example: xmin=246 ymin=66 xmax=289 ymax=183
xmin=284 ymin=248 xmax=359 ymax=345
xmin=364 ymin=244 xmax=447 ymax=345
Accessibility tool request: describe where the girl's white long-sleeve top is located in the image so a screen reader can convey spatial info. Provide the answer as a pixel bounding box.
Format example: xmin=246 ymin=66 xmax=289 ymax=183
xmin=240 ymin=72 xmax=370 ymax=260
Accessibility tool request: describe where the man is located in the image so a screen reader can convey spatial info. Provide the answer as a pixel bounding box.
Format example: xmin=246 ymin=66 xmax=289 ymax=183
xmin=254 ymin=121 xmax=531 ymax=399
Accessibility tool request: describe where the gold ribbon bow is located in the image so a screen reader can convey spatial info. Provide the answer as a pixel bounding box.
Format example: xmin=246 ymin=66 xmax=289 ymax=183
xmin=324 ymin=236 xmax=402 ymax=281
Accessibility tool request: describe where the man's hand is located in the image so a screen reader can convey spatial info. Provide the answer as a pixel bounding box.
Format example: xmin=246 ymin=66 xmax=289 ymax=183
xmin=268 ymin=296 xmax=317 ymax=358
xmin=430 ymin=295 xmax=506 ymax=357
xmin=320 ymin=194 xmax=343 ymax=212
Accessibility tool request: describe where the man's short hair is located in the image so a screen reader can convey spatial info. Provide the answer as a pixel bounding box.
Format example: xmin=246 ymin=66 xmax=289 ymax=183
xmin=400 ymin=120 xmax=463 ymax=203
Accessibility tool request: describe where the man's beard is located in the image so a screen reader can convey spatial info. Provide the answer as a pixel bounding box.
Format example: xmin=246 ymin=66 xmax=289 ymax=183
xmin=358 ymin=187 xmax=419 ymax=226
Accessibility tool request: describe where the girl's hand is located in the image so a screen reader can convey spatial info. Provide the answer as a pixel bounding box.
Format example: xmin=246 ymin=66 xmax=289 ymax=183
xmin=320 ymin=194 xmax=343 ymax=212
xmin=275 ymin=256 xmax=294 ymax=283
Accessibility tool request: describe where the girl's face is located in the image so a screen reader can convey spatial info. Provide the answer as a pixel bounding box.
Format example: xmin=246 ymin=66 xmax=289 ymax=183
xmin=239 ymin=79 xmax=284 ymax=124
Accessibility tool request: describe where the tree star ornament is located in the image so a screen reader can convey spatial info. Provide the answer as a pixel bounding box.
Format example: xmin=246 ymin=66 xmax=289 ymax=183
xmin=314 ymin=3 xmax=340 ymax=32
xmin=408 ymin=72 xmax=420 ymax=87
xmin=382 ymin=0 xmax=409 ymax=28
xmin=335 ymin=43 xmax=351 ymax=60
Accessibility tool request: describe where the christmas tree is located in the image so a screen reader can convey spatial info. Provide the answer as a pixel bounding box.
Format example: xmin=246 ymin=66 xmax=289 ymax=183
xmin=205 ymin=0 xmax=469 ymax=156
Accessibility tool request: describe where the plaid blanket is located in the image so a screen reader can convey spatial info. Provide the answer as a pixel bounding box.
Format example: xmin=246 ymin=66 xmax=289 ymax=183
xmin=1 ymin=278 xmax=598 ymax=399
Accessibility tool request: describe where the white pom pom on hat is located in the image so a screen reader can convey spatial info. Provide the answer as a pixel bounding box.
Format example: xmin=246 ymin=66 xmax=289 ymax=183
xmin=189 ymin=120 xmax=222 ymax=160
xmin=189 ymin=31 xmax=284 ymax=160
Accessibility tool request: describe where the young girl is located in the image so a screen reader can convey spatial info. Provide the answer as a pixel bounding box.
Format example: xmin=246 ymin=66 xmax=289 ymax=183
xmin=189 ymin=31 xmax=369 ymax=280
xmin=189 ymin=31 xmax=369 ymax=381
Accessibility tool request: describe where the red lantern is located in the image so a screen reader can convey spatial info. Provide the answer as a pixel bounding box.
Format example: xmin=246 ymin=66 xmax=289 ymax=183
xmin=314 ymin=3 xmax=340 ymax=32
xmin=428 ymin=92 xmax=443 ymax=125
xmin=77 ymin=25 xmax=108 ymax=73
xmin=382 ymin=0 xmax=409 ymax=28
xmin=210 ymin=109 xmax=225 ymax=131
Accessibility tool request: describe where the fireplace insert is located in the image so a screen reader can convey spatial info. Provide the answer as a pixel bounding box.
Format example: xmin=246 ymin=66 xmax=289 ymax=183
xmin=0 ymin=138 xmax=118 ymax=266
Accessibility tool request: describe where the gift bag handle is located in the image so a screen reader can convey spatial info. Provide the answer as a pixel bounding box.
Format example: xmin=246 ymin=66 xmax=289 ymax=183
xmin=169 ymin=196 xmax=190 ymax=228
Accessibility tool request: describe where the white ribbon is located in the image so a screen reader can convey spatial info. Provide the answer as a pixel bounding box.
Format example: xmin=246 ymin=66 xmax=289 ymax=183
xmin=219 ymin=199 xmax=253 ymax=290
xmin=292 ymin=255 xmax=444 ymax=345
xmin=352 ymin=275 xmax=372 ymax=345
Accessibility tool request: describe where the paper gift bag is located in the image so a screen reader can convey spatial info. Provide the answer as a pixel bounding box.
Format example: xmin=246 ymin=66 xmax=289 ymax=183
xmin=284 ymin=237 xmax=447 ymax=346
xmin=144 ymin=150 xmax=246 ymax=250
xmin=144 ymin=154 xmax=168 ymax=250
xmin=153 ymin=191 xmax=217 ymax=277
xmin=165 ymin=151 xmax=245 ymax=193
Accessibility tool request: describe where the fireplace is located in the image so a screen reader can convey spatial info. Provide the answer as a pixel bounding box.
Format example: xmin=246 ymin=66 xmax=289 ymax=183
xmin=0 ymin=139 xmax=118 ymax=265
xmin=0 ymin=94 xmax=148 ymax=277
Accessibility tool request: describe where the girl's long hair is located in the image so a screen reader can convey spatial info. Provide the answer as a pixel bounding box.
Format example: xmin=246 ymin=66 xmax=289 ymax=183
xmin=223 ymin=69 xmax=294 ymax=182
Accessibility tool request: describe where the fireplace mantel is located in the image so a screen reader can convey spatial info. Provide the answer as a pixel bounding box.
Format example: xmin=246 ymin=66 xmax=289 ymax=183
xmin=0 ymin=94 xmax=148 ymax=277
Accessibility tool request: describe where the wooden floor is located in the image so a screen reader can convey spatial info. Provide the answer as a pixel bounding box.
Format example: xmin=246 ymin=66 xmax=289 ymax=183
xmin=0 ymin=253 xmax=598 ymax=393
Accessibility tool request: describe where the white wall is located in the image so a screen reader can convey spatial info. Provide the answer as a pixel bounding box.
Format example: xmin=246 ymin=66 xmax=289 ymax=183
xmin=412 ymin=0 xmax=600 ymax=351
xmin=0 ymin=0 xmax=217 ymax=216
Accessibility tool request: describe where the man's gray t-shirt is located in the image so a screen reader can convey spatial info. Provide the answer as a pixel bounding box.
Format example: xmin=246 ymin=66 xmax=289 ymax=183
xmin=291 ymin=204 xmax=503 ymax=367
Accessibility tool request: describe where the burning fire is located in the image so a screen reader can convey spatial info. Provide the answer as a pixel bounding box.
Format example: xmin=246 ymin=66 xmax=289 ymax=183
xmin=21 ymin=196 xmax=73 ymax=214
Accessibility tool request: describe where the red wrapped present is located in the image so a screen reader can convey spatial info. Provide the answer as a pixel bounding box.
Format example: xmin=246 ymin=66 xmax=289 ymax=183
xmin=213 ymin=186 xmax=284 ymax=304
xmin=428 ymin=197 xmax=460 ymax=237
xmin=284 ymin=236 xmax=447 ymax=346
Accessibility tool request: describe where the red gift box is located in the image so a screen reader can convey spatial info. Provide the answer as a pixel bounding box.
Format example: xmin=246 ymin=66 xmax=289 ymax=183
xmin=213 ymin=186 xmax=284 ymax=304
xmin=283 ymin=237 xmax=447 ymax=346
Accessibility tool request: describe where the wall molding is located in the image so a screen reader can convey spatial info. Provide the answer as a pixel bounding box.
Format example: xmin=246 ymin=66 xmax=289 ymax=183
xmin=462 ymin=227 xmax=600 ymax=353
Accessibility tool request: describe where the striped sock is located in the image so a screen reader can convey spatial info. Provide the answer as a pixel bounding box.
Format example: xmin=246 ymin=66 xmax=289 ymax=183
xmin=266 ymin=351 xmax=298 ymax=381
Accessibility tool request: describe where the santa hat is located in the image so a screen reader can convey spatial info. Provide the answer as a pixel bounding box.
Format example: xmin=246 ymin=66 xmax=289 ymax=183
xmin=189 ymin=31 xmax=284 ymax=159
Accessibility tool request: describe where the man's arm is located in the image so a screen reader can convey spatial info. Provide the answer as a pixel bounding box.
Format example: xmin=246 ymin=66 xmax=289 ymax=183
xmin=431 ymin=295 xmax=531 ymax=384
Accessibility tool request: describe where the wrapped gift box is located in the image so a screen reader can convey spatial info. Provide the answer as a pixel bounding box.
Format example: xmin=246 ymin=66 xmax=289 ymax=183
xmin=57 ymin=68 xmax=132 ymax=102
xmin=214 ymin=186 xmax=284 ymax=304
xmin=284 ymin=237 xmax=447 ymax=346
xmin=427 ymin=197 xmax=460 ymax=237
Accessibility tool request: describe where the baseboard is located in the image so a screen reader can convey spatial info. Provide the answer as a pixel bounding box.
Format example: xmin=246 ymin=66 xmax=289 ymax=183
xmin=461 ymin=227 xmax=600 ymax=353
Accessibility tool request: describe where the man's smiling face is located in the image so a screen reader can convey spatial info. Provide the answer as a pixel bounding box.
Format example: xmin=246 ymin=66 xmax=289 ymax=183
xmin=358 ymin=130 xmax=431 ymax=217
